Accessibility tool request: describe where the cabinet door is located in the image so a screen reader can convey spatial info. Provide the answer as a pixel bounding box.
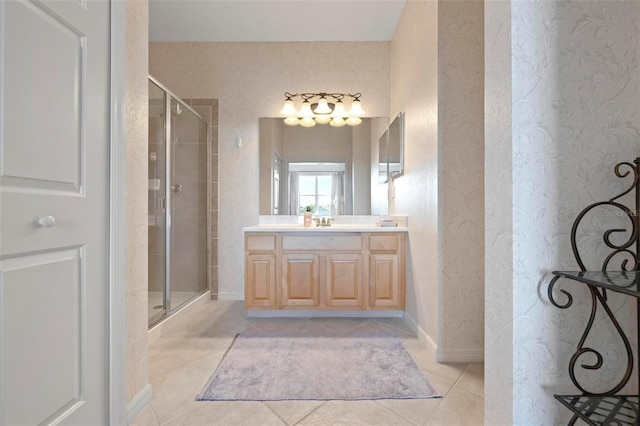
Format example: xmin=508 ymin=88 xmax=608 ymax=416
xmin=281 ymin=253 xmax=320 ymax=307
xmin=245 ymin=254 xmax=276 ymax=308
xmin=326 ymin=254 xmax=364 ymax=308
xmin=369 ymin=253 xmax=402 ymax=308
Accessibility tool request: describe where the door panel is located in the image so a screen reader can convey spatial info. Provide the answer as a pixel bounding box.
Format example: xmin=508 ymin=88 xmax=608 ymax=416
xmin=281 ymin=254 xmax=320 ymax=307
xmin=1 ymin=248 xmax=84 ymax=425
xmin=3 ymin=0 xmax=83 ymax=193
xmin=369 ymin=254 xmax=400 ymax=308
xmin=0 ymin=0 xmax=111 ymax=424
xmin=326 ymin=254 xmax=364 ymax=308
xmin=245 ymin=254 xmax=276 ymax=308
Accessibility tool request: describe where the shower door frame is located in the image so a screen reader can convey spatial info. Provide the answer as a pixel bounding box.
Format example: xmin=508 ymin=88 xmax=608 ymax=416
xmin=149 ymin=75 xmax=209 ymax=327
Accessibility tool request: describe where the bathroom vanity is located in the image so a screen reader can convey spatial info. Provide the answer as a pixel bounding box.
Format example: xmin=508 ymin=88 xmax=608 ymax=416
xmin=243 ymin=218 xmax=407 ymax=312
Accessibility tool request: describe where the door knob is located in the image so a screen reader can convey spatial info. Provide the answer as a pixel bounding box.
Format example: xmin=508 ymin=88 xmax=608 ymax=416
xmin=37 ymin=215 xmax=56 ymax=228
xmin=172 ymin=183 xmax=183 ymax=193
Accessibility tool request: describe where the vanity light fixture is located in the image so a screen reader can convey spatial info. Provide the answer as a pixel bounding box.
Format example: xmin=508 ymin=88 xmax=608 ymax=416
xmin=280 ymin=92 xmax=365 ymax=127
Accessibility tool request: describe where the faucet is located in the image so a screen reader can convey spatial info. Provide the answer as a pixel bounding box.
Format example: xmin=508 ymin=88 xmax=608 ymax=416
xmin=321 ymin=217 xmax=335 ymax=227
xmin=312 ymin=217 xmax=334 ymax=227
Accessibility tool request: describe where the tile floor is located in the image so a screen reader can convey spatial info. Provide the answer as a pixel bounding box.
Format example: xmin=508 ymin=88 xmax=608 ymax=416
xmin=131 ymin=301 xmax=484 ymax=426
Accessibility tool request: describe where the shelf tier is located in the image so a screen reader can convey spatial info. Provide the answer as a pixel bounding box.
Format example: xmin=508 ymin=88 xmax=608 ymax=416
xmin=553 ymin=271 xmax=640 ymax=298
xmin=555 ymin=395 xmax=639 ymax=425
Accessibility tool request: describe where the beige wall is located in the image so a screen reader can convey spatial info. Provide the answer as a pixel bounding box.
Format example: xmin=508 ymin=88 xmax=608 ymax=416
xmin=390 ymin=0 xmax=440 ymax=343
xmin=389 ymin=0 xmax=484 ymax=362
xmin=436 ymin=1 xmax=484 ymax=360
xmin=149 ymin=42 xmax=390 ymax=299
xmin=125 ymin=0 xmax=149 ymax=404
xmin=484 ymin=0 xmax=513 ymax=424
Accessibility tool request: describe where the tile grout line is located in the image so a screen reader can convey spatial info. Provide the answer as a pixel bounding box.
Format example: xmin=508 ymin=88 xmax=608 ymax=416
xmin=448 ymin=363 xmax=472 ymax=394
xmin=292 ymin=401 xmax=328 ymax=426
xmin=372 ymin=399 xmax=435 ymax=426
xmin=261 ymin=401 xmax=292 ymax=426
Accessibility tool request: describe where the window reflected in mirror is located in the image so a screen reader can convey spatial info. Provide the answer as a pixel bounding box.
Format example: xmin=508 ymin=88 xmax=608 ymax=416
xmin=290 ymin=163 xmax=345 ymax=215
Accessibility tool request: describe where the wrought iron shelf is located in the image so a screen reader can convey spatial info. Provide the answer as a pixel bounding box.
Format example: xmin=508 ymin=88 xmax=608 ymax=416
xmin=547 ymin=158 xmax=640 ymax=425
xmin=552 ymin=271 xmax=640 ymax=299
xmin=551 ymin=271 xmax=640 ymax=425
xmin=555 ymin=395 xmax=639 ymax=426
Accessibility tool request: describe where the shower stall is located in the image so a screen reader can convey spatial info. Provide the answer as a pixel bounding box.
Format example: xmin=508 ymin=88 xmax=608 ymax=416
xmin=148 ymin=76 xmax=210 ymax=327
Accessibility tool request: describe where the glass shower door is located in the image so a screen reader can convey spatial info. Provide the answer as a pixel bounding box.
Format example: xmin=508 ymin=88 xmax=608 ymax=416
xmin=148 ymin=80 xmax=167 ymax=324
xmin=168 ymin=97 xmax=209 ymax=310
xmin=148 ymin=75 xmax=209 ymax=328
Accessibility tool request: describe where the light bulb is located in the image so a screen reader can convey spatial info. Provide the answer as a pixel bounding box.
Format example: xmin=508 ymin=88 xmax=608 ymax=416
xmin=330 ymin=117 xmax=346 ymax=127
xmin=330 ymin=101 xmax=346 ymax=118
xmin=346 ymin=117 xmax=362 ymax=126
xmin=349 ymin=99 xmax=365 ymax=116
xmin=300 ymin=117 xmax=317 ymax=127
xmin=313 ymin=97 xmax=332 ymax=114
xmin=314 ymin=115 xmax=331 ymax=124
xmin=299 ymin=101 xmax=314 ymax=118
xmin=280 ymin=99 xmax=297 ymax=116
xmin=284 ymin=117 xmax=300 ymax=126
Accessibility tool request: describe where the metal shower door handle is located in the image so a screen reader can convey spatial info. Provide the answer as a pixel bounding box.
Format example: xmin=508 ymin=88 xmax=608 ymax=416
xmin=172 ymin=183 xmax=183 ymax=194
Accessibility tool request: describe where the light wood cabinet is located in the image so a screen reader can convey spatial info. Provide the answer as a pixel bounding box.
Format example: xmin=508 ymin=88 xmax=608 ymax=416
xmin=245 ymin=254 xmax=276 ymax=308
xmin=281 ymin=253 xmax=320 ymax=307
xmin=244 ymin=231 xmax=405 ymax=310
xmin=368 ymin=233 xmax=406 ymax=309
xmin=326 ymin=253 xmax=364 ymax=308
xmin=369 ymin=254 xmax=401 ymax=308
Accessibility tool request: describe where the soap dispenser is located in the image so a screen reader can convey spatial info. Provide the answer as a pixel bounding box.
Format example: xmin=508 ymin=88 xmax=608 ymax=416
xmin=304 ymin=206 xmax=313 ymax=227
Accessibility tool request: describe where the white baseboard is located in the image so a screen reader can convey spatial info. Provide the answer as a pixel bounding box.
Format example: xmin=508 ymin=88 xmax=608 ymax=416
xmin=148 ymin=292 xmax=210 ymax=345
xmin=403 ymin=311 xmax=483 ymax=362
xmin=217 ymin=291 xmax=244 ymax=301
xmin=126 ymin=383 xmax=152 ymax=424
xmin=248 ymin=309 xmax=404 ymax=318
xmin=404 ymin=311 xmax=438 ymax=353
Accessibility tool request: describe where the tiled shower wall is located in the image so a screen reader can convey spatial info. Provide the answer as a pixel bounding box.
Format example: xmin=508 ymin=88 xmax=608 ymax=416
xmin=183 ymin=99 xmax=219 ymax=298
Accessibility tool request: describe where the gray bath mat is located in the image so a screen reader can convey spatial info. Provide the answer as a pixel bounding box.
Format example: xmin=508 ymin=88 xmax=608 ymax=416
xmin=197 ymin=332 xmax=441 ymax=401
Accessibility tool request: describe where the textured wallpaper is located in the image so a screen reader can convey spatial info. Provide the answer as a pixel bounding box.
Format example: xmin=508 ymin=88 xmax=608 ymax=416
xmin=149 ymin=42 xmax=390 ymax=300
xmin=485 ymin=0 xmax=640 ymax=423
xmin=437 ymin=0 xmax=485 ymax=360
xmin=125 ymin=0 xmax=149 ymax=404
xmin=484 ymin=0 xmax=514 ymax=424
xmin=390 ymin=0 xmax=440 ymax=343
xmin=389 ymin=0 xmax=484 ymax=362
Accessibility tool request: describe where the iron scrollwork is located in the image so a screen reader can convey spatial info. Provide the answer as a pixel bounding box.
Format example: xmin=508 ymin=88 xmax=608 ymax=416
xmin=548 ymin=158 xmax=640 ymax=397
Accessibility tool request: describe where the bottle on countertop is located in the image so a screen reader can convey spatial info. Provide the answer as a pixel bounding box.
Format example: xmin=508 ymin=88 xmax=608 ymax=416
xmin=304 ymin=206 xmax=313 ymax=227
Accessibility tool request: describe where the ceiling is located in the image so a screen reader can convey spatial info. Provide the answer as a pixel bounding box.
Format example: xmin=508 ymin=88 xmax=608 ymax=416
xmin=149 ymin=0 xmax=407 ymax=42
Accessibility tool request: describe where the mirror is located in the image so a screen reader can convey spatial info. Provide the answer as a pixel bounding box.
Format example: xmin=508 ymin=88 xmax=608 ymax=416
xmin=259 ymin=117 xmax=389 ymax=215
xmin=378 ymin=128 xmax=389 ymax=184
xmin=388 ymin=112 xmax=404 ymax=179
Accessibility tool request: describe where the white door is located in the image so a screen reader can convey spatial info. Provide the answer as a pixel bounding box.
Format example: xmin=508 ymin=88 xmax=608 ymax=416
xmin=0 ymin=0 xmax=112 ymax=424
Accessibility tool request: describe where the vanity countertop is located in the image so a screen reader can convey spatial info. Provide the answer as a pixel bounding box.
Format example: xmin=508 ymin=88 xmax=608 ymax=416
xmin=244 ymin=215 xmax=408 ymax=233
xmin=243 ymin=224 xmax=408 ymax=233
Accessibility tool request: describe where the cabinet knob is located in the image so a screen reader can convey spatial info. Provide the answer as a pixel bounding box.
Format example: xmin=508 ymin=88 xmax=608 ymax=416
xmin=37 ymin=215 xmax=56 ymax=228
